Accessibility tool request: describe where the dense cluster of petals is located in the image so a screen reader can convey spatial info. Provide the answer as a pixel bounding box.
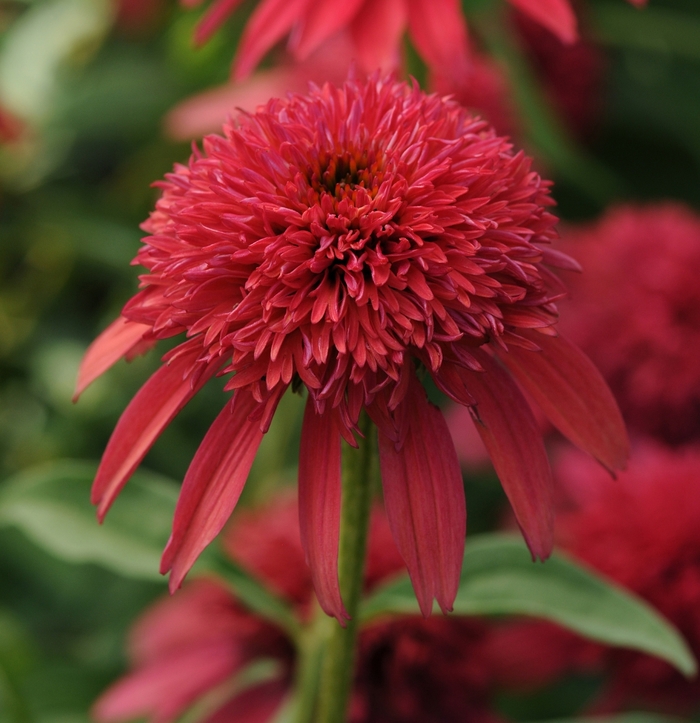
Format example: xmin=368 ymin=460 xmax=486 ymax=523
xmin=488 ymin=443 xmax=700 ymax=713
xmin=559 ymin=203 xmax=700 ymax=445
xmin=94 ymin=498 xmax=501 ymax=723
xmin=77 ymin=76 xmax=627 ymax=621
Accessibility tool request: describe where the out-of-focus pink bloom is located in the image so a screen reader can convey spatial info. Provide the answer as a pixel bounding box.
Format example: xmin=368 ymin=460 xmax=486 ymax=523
xmin=165 ymin=34 xmax=354 ymax=141
xmin=559 ymin=203 xmax=700 ymax=445
xmin=92 ymin=578 xmax=292 ymax=723
xmin=0 ymin=105 xmax=25 ymax=145
xmin=94 ymin=499 xmax=501 ymax=723
xmin=182 ymin=0 xmax=646 ymax=83
xmin=76 ymin=76 xmax=627 ymax=622
xmin=183 ymin=0 xmax=471 ymax=83
xmin=486 ymin=442 xmax=700 ymax=713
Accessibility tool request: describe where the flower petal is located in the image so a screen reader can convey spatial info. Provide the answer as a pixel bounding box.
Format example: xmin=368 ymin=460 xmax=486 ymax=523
xmin=298 ymin=399 xmax=348 ymax=622
xmin=233 ymin=0 xmax=311 ymax=80
xmin=192 ymin=0 xmax=246 ymax=46
xmin=507 ymin=0 xmax=578 ymax=44
xmin=92 ymin=352 xmax=214 ymax=520
xmin=349 ymin=0 xmax=406 ymax=73
xmin=92 ymin=641 xmax=240 ymax=723
xmin=289 ymin=0 xmax=365 ymax=60
xmin=378 ymin=370 xmax=466 ymax=616
xmin=438 ymin=351 xmax=554 ymax=560
xmin=74 ymin=317 xmax=151 ymax=400
xmin=406 ymin=0 xmax=470 ymax=80
xmin=161 ymin=389 xmax=268 ymax=591
xmin=496 ymin=333 xmax=629 ymax=473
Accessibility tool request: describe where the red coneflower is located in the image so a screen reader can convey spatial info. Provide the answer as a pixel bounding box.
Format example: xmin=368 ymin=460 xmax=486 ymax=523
xmin=181 ymin=0 xmax=647 ymax=80
xmin=76 ymin=76 xmax=627 ymax=620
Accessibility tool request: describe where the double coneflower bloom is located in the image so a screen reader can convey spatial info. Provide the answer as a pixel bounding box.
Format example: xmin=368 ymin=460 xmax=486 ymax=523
xmin=76 ymin=76 xmax=627 ymax=620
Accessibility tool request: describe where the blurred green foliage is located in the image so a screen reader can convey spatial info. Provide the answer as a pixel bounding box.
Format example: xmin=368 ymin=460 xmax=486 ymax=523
xmin=0 ymin=0 xmax=699 ymax=720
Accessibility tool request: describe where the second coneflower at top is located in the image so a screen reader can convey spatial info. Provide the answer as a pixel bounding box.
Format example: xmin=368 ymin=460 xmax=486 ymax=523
xmin=75 ymin=76 xmax=627 ymax=621
xmin=181 ymin=0 xmax=647 ymax=81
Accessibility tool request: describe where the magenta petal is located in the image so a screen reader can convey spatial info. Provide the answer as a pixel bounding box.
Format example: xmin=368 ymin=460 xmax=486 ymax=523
xmin=290 ymin=0 xmax=364 ymax=60
xmin=74 ymin=317 xmax=150 ymax=400
xmin=233 ymin=0 xmax=310 ymax=80
xmin=92 ymin=353 xmax=213 ymax=520
xmin=497 ymin=333 xmax=629 ymax=473
xmin=204 ymin=680 xmax=288 ymax=723
xmin=440 ymin=352 xmax=555 ymax=560
xmin=161 ymin=389 xmax=267 ymax=591
xmin=298 ymin=399 xmax=348 ymax=623
xmin=378 ymin=371 xmax=466 ymax=616
xmin=507 ymin=0 xmax=577 ymax=44
xmin=350 ymin=0 xmax=406 ymax=72
xmin=406 ymin=0 xmax=470 ymax=80
xmin=92 ymin=641 xmax=240 ymax=723
xmin=192 ymin=0 xmax=245 ymax=45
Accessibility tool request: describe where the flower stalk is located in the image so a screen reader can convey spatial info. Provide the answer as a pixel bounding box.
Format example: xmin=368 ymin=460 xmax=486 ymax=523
xmin=315 ymin=412 xmax=377 ymax=723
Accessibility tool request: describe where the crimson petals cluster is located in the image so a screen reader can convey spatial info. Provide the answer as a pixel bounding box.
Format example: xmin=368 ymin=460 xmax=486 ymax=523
xmin=77 ymin=76 xmax=627 ymax=619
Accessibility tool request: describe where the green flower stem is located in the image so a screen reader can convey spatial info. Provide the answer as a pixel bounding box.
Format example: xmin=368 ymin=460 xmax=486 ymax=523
xmin=288 ymin=609 xmax=327 ymax=723
xmin=315 ymin=412 xmax=377 ymax=723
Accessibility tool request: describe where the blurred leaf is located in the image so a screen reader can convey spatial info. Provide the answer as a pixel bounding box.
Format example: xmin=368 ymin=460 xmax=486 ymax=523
xmin=593 ymin=3 xmax=700 ymax=63
xmin=0 ymin=610 xmax=34 ymax=723
xmin=203 ymin=552 xmax=302 ymax=641
xmin=360 ymin=534 xmax=696 ymax=677
xmin=0 ymin=460 xmax=177 ymax=581
xmin=0 ymin=0 xmax=113 ymax=123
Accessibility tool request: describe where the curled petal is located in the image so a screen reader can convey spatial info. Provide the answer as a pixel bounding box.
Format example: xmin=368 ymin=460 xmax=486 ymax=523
xmin=507 ymin=0 xmax=577 ymax=44
xmin=438 ymin=351 xmax=554 ymax=560
xmin=497 ymin=332 xmax=629 ymax=473
xmin=161 ymin=389 xmax=270 ymax=591
xmin=298 ymin=400 xmax=348 ymax=622
xmin=378 ymin=370 xmax=466 ymax=616
xmin=92 ymin=352 xmax=215 ymax=520
xmin=407 ymin=0 xmax=470 ymax=81
xmin=74 ymin=317 xmax=151 ymax=400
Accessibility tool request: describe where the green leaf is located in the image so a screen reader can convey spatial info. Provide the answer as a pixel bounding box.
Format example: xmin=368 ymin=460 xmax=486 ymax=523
xmin=201 ymin=553 xmax=302 ymax=641
xmin=361 ymin=534 xmax=696 ymax=677
xmin=0 ymin=460 xmax=177 ymax=582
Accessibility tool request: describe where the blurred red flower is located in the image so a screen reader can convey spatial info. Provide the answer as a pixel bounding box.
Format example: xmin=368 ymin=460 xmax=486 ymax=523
xmin=181 ymin=0 xmax=646 ymax=81
xmin=77 ymin=76 xmax=626 ymax=621
xmin=94 ymin=498 xmax=502 ymax=723
xmin=488 ymin=442 xmax=700 ymax=713
xmin=560 ymin=203 xmax=700 ymax=445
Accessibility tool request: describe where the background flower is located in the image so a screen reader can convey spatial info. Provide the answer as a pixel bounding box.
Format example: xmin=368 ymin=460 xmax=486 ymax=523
xmin=559 ymin=203 xmax=700 ymax=445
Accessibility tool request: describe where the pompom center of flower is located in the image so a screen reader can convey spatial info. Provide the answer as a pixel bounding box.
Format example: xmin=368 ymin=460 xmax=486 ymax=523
xmin=308 ymin=146 xmax=386 ymax=203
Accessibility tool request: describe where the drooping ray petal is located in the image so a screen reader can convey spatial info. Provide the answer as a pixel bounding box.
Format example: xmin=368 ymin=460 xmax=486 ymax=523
xmin=298 ymin=399 xmax=348 ymax=622
xmin=192 ymin=0 xmax=246 ymax=46
xmin=233 ymin=0 xmax=312 ymax=80
xmin=350 ymin=0 xmax=406 ymax=73
xmin=439 ymin=351 xmax=554 ymax=560
xmin=497 ymin=332 xmax=629 ymax=473
xmin=507 ymin=0 xmax=577 ymax=44
xmin=289 ymin=0 xmax=365 ymax=61
xmin=406 ymin=0 xmax=470 ymax=80
xmin=161 ymin=389 xmax=269 ymax=591
xmin=74 ymin=317 xmax=151 ymax=400
xmin=92 ymin=352 xmax=215 ymax=520
xmin=378 ymin=370 xmax=466 ymax=616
